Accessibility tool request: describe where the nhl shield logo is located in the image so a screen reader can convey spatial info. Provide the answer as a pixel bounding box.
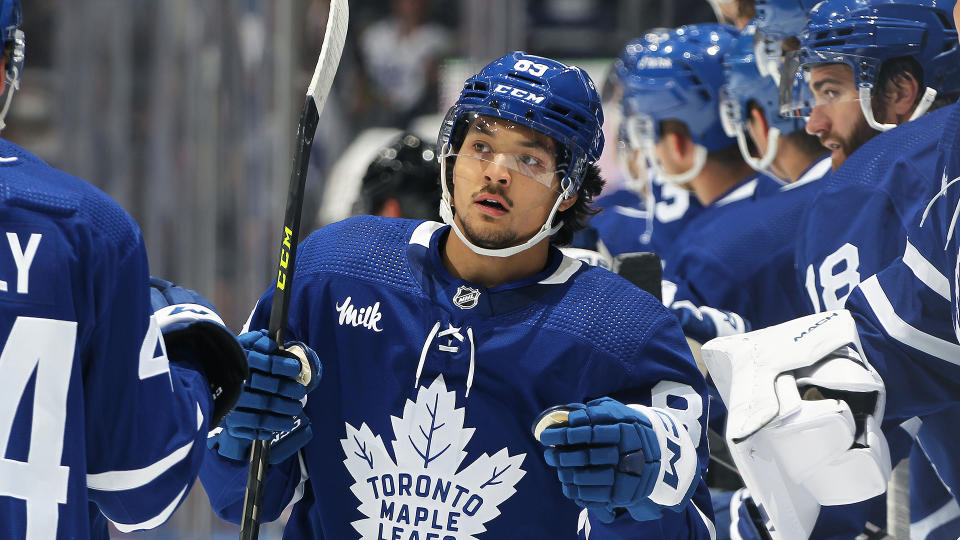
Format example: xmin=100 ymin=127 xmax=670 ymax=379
xmin=452 ymin=285 xmax=481 ymax=309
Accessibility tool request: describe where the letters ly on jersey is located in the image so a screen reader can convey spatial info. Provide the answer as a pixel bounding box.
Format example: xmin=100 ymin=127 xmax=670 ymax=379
xmin=341 ymin=375 xmax=526 ymax=540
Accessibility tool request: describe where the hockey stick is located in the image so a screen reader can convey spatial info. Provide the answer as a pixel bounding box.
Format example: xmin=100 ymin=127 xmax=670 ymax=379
xmin=238 ymin=2 xmax=348 ymax=538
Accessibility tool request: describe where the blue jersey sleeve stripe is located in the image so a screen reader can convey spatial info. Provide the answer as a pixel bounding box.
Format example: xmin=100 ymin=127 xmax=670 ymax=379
xmin=86 ymin=403 xmax=202 ymax=491
xmin=110 ymin=484 xmax=189 ymax=533
xmin=860 ymin=276 xmax=960 ymax=366
xmin=903 ymin=240 xmax=951 ymax=301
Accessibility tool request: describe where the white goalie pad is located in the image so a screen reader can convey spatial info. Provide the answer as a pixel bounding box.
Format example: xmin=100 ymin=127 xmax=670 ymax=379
xmin=702 ymin=311 xmax=892 ymax=540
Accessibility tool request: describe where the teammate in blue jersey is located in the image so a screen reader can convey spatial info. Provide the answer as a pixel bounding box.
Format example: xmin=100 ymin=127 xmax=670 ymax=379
xmin=0 ymin=2 xmax=248 ymax=538
xmin=702 ymin=105 xmax=960 ymax=534
xmin=663 ymin=23 xmax=830 ymax=341
xmin=699 ymin=3 xmax=960 ymax=536
xmin=575 ymin=33 xmax=705 ymax=260
xmin=779 ymin=4 xmax=960 ymax=535
xmin=200 ymin=51 xmax=715 ymax=539
xmin=784 ymin=0 xmax=960 ymax=315
xmin=838 ymin=99 xmax=960 ymax=540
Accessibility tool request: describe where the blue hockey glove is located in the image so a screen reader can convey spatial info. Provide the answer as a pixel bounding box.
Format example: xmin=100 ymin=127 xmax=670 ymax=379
xmin=671 ymin=302 xmax=751 ymax=344
xmin=207 ymin=329 xmax=321 ymax=464
xmin=536 ymin=397 xmax=699 ymax=524
xmin=150 ymin=277 xmax=248 ymax=428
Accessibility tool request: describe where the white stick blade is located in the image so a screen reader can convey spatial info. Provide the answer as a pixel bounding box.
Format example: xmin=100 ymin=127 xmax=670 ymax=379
xmin=307 ymin=0 xmax=349 ymax=113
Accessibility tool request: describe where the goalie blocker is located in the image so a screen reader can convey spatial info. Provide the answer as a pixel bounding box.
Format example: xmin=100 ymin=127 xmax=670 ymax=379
xmin=701 ymin=311 xmax=891 ymax=540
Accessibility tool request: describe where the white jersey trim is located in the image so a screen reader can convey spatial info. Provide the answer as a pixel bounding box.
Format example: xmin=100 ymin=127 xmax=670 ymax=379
xmin=538 ymin=255 xmax=583 ymax=285
xmin=87 ymin=403 xmax=202 ymax=491
xmin=781 ymin=156 xmax=832 ymax=191
xmin=860 ymin=275 xmax=960 ymax=367
xmin=612 ymin=205 xmax=650 ymax=219
xmin=715 ymin=179 xmax=757 ymax=206
xmin=695 ymin=499 xmax=718 ymax=540
xmin=111 ymin=485 xmax=189 ymax=532
xmin=903 ymin=240 xmax=951 ymax=301
xmin=409 ymin=220 xmax=444 ymax=248
xmin=911 ymin=497 xmax=960 ymax=539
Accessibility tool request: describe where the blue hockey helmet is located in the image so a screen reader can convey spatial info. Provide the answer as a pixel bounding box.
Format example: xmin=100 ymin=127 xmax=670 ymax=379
xmin=621 ymin=23 xmax=740 ymax=184
xmin=613 ymin=29 xmax=672 ymax=86
xmin=754 ymin=0 xmax=819 ymax=40
xmin=752 ymin=0 xmax=819 ymax=84
xmin=781 ymin=0 xmax=960 ymax=131
xmin=438 ymin=51 xmax=603 ymax=196
xmin=721 ymin=23 xmax=804 ymax=175
xmin=437 ymin=51 xmax=604 ymax=257
xmin=0 ymin=0 xmax=22 ymax=131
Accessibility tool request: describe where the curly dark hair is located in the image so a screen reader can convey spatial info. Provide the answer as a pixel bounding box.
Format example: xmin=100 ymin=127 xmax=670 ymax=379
xmin=873 ymin=56 xmax=959 ymax=118
xmin=551 ymin=163 xmax=605 ymax=246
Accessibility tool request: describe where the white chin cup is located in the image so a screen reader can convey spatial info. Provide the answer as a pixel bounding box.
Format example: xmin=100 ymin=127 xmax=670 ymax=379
xmin=438 ymin=147 xmax=567 ymax=258
xmin=859 ymin=85 xmax=937 ymax=132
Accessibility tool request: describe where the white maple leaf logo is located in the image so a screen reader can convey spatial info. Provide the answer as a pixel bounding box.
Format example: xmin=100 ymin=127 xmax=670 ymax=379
xmin=341 ymin=375 xmax=526 ymax=539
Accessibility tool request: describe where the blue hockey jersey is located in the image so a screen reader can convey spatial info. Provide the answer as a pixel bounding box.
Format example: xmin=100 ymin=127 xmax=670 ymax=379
xmin=0 ymin=139 xmax=213 ymax=539
xmin=579 ymin=177 xmax=706 ymax=260
xmin=797 ymin=106 xmax=953 ymax=314
xmin=200 ymin=215 xmax=715 ymax=539
xmin=662 ymin=167 xmax=821 ymax=329
xmin=844 ymin=102 xmax=960 ymax=533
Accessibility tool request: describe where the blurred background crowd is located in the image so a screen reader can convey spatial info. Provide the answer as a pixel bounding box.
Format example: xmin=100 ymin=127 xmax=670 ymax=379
xmin=6 ymin=0 xmax=715 ymax=537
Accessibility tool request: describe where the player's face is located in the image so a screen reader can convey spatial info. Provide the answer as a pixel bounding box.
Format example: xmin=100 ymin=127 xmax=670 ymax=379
xmin=803 ymin=64 xmax=875 ymax=169
xmin=450 ymin=116 xmax=576 ymax=250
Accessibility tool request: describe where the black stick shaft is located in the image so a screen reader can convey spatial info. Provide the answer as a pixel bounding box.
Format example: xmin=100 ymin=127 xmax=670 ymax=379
xmin=239 ymin=96 xmax=320 ymax=540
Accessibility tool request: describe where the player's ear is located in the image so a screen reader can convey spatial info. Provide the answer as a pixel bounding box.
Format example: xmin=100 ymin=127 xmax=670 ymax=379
xmin=666 ymin=131 xmax=690 ymax=161
xmin=888 ymin=70 xmax=921 ymax=119
xmin=558 ymin=192 xmax=578 ymax=212
xmin=746 ymin=107 xmax=769 ymax=146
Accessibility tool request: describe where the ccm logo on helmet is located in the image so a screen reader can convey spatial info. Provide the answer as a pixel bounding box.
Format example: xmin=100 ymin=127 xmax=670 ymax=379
xmin=493 ymin=84 xmax=546 ymax=104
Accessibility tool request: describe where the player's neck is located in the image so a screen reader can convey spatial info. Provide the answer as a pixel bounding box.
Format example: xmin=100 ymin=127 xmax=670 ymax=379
xmin=688 ymin=159 xmax=754 ymax=206
xmin=775 ymin=141 xmax=821 ymax=183
xmin=441 ymin=228 xmax=552 ymax=288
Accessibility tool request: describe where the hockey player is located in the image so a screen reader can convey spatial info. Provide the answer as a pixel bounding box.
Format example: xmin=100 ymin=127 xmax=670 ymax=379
xmin=699 ymin=1 xmax=960 ymax=536
xmin=355 ymin=132 xmax=442 ymax=221
xmin=787 ymin=0 xmax=960 ymax=314
xmin=0 ymin=1 xmax=249 ymax=538
xmin=574 ymin=32 xmax=705 ymax=261
xmin=199 ymin=51 xmax=715 ymax=539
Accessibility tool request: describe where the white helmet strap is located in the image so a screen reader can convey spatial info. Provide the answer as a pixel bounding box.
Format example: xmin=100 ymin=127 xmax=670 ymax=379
xmin=859 ymin=85 xmax=937 ymax=132
xmin=736 ymin=125 xmax=786 ymax=184
xmin=646 ymin=143 xmax=708 ymax=185
xmin=438 ymin=145 xmax=568 ymax=258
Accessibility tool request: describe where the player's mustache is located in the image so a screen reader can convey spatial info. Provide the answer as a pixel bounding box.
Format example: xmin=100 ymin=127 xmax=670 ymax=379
xmin=475 ymin=186 xmax=514 ymax=209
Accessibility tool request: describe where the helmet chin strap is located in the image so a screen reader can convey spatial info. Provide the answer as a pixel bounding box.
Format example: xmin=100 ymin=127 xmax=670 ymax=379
xmin=645 ymin=142 xmax=707 ymax=185
xmin=859 ymin=86 xmax=936 ymax=132
xmin=0 ymin=64 xmax=19 ymax=132
xmin=736 ymin=125 xmax=787 ymax=184
xmin=438 ymin=152 xmax=567 ymax=258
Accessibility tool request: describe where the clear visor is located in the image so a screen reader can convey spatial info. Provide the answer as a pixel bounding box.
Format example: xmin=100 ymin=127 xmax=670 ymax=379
xmin=441 ymin=115 xmax=565 ymax=191
xmin=779 ymin=50 xmax=875 ymax=118
xmin=718 ymin=85 xmax=743 ymax=137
